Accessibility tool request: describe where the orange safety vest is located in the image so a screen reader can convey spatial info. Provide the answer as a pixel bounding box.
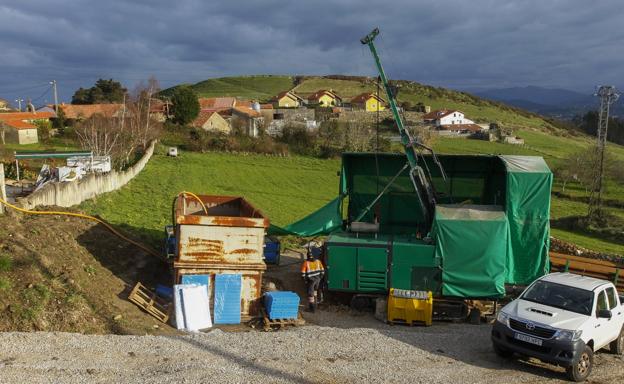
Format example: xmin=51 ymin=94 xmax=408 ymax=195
xmin=301 ymin=259 xmax=325 ymax=279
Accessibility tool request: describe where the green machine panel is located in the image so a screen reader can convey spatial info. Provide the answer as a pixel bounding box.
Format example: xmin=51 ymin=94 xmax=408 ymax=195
xmin=326 ymin=233 xmax=390 ymax=293
xmin=326 ymin=246 xmax=357 ymax=291
xmin=357 ymin=247 xmax=388 ymax=292
xmin=391 ymin=238 xmax=440 ymax=293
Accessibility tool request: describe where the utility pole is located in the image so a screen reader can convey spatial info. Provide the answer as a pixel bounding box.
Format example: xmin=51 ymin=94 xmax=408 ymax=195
xmin=588 ymin=85 xmax=620 ymax=219
xmin=50 ymin=80 xmax=59 ymax=112
xmin=15 ymin=98 xmax=23 ymax=111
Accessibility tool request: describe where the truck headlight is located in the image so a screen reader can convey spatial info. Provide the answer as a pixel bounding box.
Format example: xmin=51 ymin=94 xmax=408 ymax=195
xmin=555 ymin=329 xmax=582 ymax=341
xmin=496 ymin=311 xmax=509 ymax=326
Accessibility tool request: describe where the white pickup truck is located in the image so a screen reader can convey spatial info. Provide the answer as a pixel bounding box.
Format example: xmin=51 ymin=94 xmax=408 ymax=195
xmin=491 ymin=272 xmax=624 ymax=381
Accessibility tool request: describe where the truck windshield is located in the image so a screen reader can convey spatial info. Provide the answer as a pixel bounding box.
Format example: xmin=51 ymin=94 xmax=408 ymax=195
xmin=521 ymin=280 xmax=593 ymax=316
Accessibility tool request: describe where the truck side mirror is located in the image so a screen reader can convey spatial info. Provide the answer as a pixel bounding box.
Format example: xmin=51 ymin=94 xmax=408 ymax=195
xmin=597 ymin=309 xmax=612 ymax=319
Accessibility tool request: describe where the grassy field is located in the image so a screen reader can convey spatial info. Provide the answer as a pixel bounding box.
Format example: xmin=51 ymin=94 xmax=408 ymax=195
xmin=82 ymin=147 xmax=341 ymax=245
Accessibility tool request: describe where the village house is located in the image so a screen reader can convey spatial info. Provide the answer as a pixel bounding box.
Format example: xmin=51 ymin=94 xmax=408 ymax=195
xmin=350 ymin=92 xmax=386 ymax=112
xmin=423 ymin=109 xmax=475 ymax=127
xmin=272 ymin=91 xmax=304 ymax=108
xmin=232 ymin=106 xmax=264 ymax=137
xmin=192 ymin=110 xmax=231 ymax=134
xmin=0 ymin=98 xmax=12 ymax=111
xmin=307 ymin=89 xmax=342 ymax=107
xmin=0 ymin=111 xmax=55 ymax=144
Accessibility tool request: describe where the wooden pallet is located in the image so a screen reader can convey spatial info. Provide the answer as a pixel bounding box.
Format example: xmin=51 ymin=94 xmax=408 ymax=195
xmin=128 ymin=282 xmax=171 ymax=323
xmin=260 ymin=308 xmax=305 ymax=331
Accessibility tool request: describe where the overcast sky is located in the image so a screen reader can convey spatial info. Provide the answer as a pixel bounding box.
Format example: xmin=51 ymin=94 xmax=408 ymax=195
xmin=1 ymin=0 xmax=622 ymax=105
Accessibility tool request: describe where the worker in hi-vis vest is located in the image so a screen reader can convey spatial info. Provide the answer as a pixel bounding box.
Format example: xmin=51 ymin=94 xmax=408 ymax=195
xmin=300 ymin=249 xmax=325 ymax=312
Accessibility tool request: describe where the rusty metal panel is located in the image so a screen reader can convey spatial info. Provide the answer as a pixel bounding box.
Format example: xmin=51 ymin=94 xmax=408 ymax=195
xmin=174 ymin=268 xmax=263 ymax=319
xmin=178 ymin=225 xmax=265 ymax=265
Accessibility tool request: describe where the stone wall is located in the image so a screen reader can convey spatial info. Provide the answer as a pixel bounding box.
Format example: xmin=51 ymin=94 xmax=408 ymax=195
xmin=17 ymin=140 xmax=156 ymax=210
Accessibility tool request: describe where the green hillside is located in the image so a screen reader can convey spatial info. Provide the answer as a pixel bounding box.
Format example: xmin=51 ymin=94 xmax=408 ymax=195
xmin=162 ymin=75 xmax=294 ymax=101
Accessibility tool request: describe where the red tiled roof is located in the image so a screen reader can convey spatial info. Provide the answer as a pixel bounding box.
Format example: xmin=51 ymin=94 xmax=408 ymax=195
xmin=422 ymin=109 xmax=460 ymax=120
xmin=233 ymin=106 xmax=262 ymax=118
xmin=307 ymin=89 xmax=341 ymax=102
xmin=236 ymin=100 xmax=252 ymax=108
xmin=439 ymin=124 xmax=483 ymax=132
xmin=260 ymin=103 xmax=273 ymax=109
xmin=1 ymin=119 xmax=37 ymax=130
xmin=59 ymin=104 xmax=124 ymax=119
xmin=192 ymin=111 xmax=223 ymax=128
xmin=0 ymin=111 xmax=55 ymax=120
xmin=199 ymin=97 xmax=237 ymax=109
xmin=350 ymin=92 xmax=385 ymax=104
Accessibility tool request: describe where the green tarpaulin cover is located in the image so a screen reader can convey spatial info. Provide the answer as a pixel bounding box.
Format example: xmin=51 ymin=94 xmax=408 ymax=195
xmin=268 ymin=197 xmax=343 ymax=236
xmin=432 ymin=205 xmax=510 ymax=298
xmin=500 ymin=156 xmax=552 ymax=285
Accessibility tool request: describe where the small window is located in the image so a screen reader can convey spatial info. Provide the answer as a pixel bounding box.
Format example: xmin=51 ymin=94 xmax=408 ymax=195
xmin=606 ymin=287 xmax=618 ymax=309
xmin=596 ymin=290 xmax=608 ymax=315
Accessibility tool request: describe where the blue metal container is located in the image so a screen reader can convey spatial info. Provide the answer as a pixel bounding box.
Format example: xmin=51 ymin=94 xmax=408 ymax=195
xmin=264 ymin=291 xmax=300 ymax=320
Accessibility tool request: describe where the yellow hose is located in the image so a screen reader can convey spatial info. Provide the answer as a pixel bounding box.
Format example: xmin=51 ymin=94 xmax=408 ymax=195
xmin=0 ymin=197 xmax=162 ymax=259
xmin=178 ymin=191 xmax=208 ymax=214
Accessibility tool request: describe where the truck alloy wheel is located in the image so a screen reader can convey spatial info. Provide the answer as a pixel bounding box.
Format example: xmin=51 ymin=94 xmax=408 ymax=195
xmin=611 ymin=327 xmax=624 ymax=355
xmin=566 ymin=346 xmax=593 ymax=382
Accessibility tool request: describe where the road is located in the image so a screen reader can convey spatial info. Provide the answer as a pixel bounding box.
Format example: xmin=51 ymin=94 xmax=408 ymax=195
xmin=0 ymin=317 xmax=622 ymax=383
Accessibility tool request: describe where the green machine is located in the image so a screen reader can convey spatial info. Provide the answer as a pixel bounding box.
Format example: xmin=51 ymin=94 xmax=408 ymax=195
xmin=325 ymin=153 xmax=553 ymax=300
xmin=270 ymin=28 xmax=553 ymax=303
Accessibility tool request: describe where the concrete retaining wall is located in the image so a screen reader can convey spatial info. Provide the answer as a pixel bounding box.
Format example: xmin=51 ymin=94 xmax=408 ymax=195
xmin=17 ymin=141 xmax=156 ymax=210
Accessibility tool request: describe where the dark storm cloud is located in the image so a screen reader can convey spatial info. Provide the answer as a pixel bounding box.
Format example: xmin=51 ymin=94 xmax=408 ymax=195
xmin=1 ymin=0 xmax=622 ymax=104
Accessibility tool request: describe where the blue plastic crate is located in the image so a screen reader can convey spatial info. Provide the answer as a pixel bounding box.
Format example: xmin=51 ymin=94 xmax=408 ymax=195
xmin=264 ymin=291 xmax=300 ymax=320
xmin=214 ymin=274 xmax=242 ymax=324
xmin=263 ymin=237 xmax=280 ymax=264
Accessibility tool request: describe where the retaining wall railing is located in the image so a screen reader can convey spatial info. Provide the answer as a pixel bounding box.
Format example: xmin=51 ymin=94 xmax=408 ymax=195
xmin=17 ymin=141 xmax=156 ymax=209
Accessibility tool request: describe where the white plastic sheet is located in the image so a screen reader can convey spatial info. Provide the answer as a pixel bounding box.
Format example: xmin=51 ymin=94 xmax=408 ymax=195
xmin=174 ymin=284 xmax=212 ymax=331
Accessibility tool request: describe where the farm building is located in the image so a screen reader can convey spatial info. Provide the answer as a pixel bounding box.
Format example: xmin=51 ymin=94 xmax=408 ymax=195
xmin=272 ymin=91 xmax=304 ymax=108
xmin=232 ymin=106 xmax=264 ymax=137
xmin=307 ymin=90 xmax=342 ymax=107
xmin=423 ymin=109 xmax=475 ymax=127
xmin=0 ymin=111 xmax=55 ymax=144
xmin=199 ymin=97 xmax=237 ymax=110
xmin=193 ymin=110 xmax=231 ymax=134
xmin=350 ymin=92 xmax=386 ymax=112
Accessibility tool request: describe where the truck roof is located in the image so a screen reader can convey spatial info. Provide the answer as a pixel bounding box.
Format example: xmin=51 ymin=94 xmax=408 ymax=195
xmin=541 ymin=272 xmax=611 ymax=291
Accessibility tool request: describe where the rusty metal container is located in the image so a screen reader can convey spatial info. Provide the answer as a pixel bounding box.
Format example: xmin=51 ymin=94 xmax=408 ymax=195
xmin=173 ymin=194 xmax=268 ymax=320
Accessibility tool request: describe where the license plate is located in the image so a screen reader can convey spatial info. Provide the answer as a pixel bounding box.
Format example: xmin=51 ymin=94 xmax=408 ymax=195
xmin=515 ymin=333 xmax=543 ymax=346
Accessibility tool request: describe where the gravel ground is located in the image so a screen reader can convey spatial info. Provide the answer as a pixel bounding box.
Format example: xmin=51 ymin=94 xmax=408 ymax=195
xmin=1 ymin=316 xmax=623 ymax=384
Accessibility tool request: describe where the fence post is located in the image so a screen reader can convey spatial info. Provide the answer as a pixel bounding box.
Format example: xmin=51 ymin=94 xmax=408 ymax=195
xmin=0 ymin=163 xmax=6 ymax=215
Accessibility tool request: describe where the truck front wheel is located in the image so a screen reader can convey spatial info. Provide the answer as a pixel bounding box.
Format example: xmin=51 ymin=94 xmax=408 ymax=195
xmin=492 ymin=343 xmax=513 ymax=358
xmin=610 ymin=326 xmax=624 ymax=355
xmin=566 ymin=346 xmax=593 ymax=382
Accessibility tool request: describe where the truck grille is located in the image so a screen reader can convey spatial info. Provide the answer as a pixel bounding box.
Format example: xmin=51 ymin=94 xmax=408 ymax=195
xmin=509 ymin=318 xmax=556 ymax=339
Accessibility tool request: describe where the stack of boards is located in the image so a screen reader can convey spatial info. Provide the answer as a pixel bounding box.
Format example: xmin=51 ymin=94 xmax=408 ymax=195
xmin=174 ymin=274 xmax=243 ymax=331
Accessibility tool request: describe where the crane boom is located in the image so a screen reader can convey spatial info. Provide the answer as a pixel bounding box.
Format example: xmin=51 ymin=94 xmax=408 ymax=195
xmin=360 ymin=27 xmax=436 ymax=227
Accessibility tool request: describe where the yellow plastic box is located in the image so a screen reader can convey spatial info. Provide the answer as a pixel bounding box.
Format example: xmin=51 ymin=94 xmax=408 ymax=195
xmin=387 ymin=289 xmax=433 ymax=326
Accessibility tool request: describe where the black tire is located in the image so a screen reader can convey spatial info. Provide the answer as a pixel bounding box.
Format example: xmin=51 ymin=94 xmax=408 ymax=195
xmin=610 ymin=326 xmax=624 ymax=355
xmin=566 ymin=346 xmax=593 ymax=382
xmin=493 ymin=343 xmax=513 ymax=358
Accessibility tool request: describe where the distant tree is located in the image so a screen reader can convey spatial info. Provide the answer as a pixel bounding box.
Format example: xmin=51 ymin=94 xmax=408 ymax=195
xmin=71 ymin=79 xmax=127 ymax=104
xmin=52 ymin=106 xmax=66 ymax=133
xmin=169 ymin=86 xmax=200 ymax=125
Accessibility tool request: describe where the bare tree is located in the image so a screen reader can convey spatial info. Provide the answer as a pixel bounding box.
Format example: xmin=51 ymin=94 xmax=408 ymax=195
xmin=75 ymin=78 xmax=163 ymax=169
